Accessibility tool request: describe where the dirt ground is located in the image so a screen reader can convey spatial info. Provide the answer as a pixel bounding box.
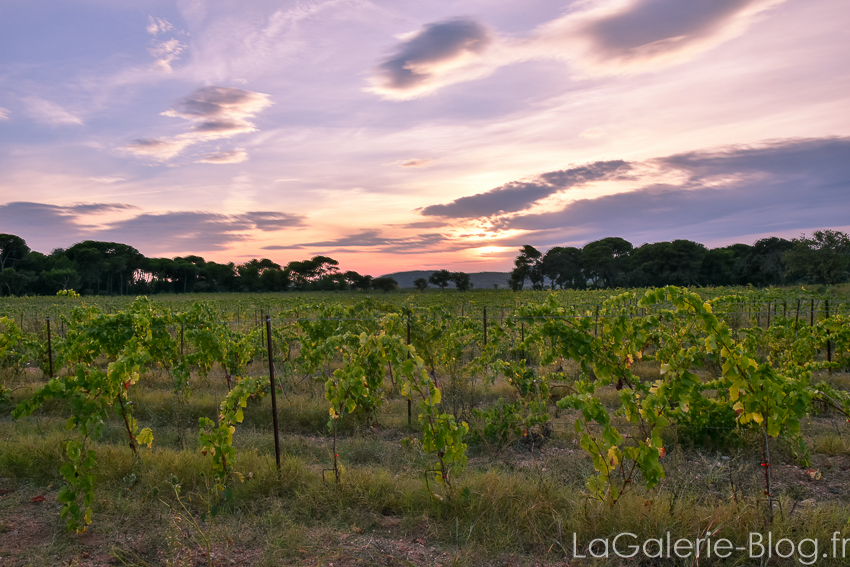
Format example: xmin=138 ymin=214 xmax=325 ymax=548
xmin=2 ymin=436 xmax=849 ymax=567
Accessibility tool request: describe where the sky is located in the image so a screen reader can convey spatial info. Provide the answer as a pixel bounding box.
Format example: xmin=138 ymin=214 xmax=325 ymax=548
xmin=1 ymin=0 xmax=848 ymax=275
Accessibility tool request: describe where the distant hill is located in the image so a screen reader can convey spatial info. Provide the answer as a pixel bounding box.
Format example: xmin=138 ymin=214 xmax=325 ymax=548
xmin=380 ymin=270 xmax=512 ymax=289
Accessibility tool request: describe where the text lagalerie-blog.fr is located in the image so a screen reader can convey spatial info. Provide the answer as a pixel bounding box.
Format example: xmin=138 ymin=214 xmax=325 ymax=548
xmin=571 ymin=532 xmax=850 ymax=564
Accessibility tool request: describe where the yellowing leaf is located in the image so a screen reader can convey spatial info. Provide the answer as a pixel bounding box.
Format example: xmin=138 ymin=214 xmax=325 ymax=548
xmin=730 ymin=382 xmax=741 ymax=401
xmin=607 ymin=446 xmax=620 ymax=467
xmin=137 ymin=428 xmax=154 ymax=449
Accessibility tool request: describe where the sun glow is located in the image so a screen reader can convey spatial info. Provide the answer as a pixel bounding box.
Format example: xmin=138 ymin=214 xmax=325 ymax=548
xmin=474 ymin=245 xmax=514 ymax=256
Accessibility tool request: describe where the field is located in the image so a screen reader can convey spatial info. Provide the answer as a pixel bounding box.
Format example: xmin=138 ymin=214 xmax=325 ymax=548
xmin=1 ymin=286 xmax=850 ymax=566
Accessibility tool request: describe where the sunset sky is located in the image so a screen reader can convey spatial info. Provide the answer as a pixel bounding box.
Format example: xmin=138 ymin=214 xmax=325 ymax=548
xmin=1 ymin=0 xmax=848 ymax=275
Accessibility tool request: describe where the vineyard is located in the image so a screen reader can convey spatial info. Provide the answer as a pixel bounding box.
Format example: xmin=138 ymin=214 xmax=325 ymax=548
xmin=1 ymin=286 xmax=850 ymax=566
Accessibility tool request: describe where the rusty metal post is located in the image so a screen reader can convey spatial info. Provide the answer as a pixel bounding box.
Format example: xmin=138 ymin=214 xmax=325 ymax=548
xmin=266 ymin=315 xmax=281 ymax=472
xmin=826 ymin=299 xmax=831 ymax=366
xmin=46 ymin=317 xmax=54 ymax=379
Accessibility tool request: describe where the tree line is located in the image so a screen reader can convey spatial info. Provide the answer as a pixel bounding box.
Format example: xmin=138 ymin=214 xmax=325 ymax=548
xmin=414 ymin=270 xmax=473 ymax=292
xmin=507 ymin=230 xmax=850 ymax=290
xmin=0 ymin=234 xmax=400 ymax=296
xmin=0 ymin=229 xmax=847 ymax=296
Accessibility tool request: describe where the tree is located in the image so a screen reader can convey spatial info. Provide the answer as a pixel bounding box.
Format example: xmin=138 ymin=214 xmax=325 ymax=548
xmin=199 ymin=261 xmax=238 ymax=292
xmin=237 ymin=258 xmax=282 ymax=291
xmin=450 ymin=271 xmax=472 ymax=291
xmin=699 ymin=244 xmax=750 ymax=286
xmin=510 ymin=245 xmax=544 ymax=290
xmin=629 ymin=240 xmax=707 ymax=287
xmin=344 ymin=271 xmax=372 ymax=290
xmin=171 ymin=258 xmax=201 ymax=293
xmin=144 ymin=257 xmax=186 ymax=293
xmin=259 ymin=269 xmax=289 ymax=291
xmin=17 ymin=251 xmax=51 ymax=294
xmin=68 ymin=246 xmax=106 ymax=294
xmin=541 ymin=246 xmax=583 ymax=289
xmin=784 ymin=230 xmax=850 ymax=285
xmin=509 ymin=271 xmax=525 ymax=291
xmin=582 ymin=237 xmax=632 ymax=288
xmin=0 ymin=268 xmax=31 ymax=296
xmin=287 ymin=256 xmax=341 ymax=290
xmin=40 ymin=268 xmax=81 ymax=293
xmin=372 ymin=276 xmax=398 ymax=292
xmin=413 ymin=277 xmax=428 ymax=291
xmin=172 ymin=255 xmax=210 ymax=292
xmin=429 ymin=269 xmax=452 ymax=289
xmin=63 ymin=241 xmax=144 ymax=294
xmin=315 ymin=272 xmax=349 ymax=291
xmin=740 ymin=237 xmax=793 ymax=286
xmin=311 ymin=256 xmax=340 ymax=279
xmin=0 ymin=234 xmax=30 ymax=273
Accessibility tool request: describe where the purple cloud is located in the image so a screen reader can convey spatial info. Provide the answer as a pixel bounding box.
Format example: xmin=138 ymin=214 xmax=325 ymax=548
xmin=421 ymin=160 xmax=631 ymax=218
xmin=494 ymin=137 xmax=850 ymax=245
xmin=369 ymin=18 xmax=492 ymax=98
xmin=123 ymin=86 xmax=272 ymax=162
xmin=0 ymin=202 xmax=304 ymax=256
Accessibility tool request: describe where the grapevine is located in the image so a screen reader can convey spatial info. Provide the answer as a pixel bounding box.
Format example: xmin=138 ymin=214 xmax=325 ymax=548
xmin=12 ymin=298 xmax=162 ymax=531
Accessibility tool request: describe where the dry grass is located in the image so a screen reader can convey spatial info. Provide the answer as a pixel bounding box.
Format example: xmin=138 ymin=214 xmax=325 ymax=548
xmin=2 ymin=366 xmax=850 ymax=566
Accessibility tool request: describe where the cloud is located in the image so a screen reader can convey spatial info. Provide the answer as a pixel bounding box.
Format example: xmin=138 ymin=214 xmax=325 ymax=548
xmin=399 ymin=220 xmax=450 ymax=229
xmin=270 ymin=229 xmax=450 ymax=254
xmin=0 ymin=203 xmax=85 ymax=249
xmin=124 ymin=138 xmax=193 ymax=161
xmin=0 ymin=107 xmax=9 ymax=121
xmin=87 ymin=176 xmax=127 ymax=184
xmin=651 ymin=136 xmax=849 ymax=180
xmin=401 ymin=158 xmax=434 ymax=168
xmin=196 ymin=150 xmax=249 ymax=164
xmin=538 ymin=0 xmax=785 ymax=74
xmin=494 ymin=137 xmax=850 ymax=244
xmin=242 ymin=211 xmax=304 ymax=231
xmin=184 ymin=0 xmax=373 ymax=83
xmin=146 ymin=16 xmax=174 ymax=37
xmin=580 ymin=128 xmax=605 ymax=139
xmin=0 ymin=202 xmax=137 ymax=250
xmin=190 ymin=120 xmax=255 ymax=135
xmin=68 ymin=203 xmax=138 ymax=214
xmin=367 ymin=1 xmax=784 ymax=98
xmin=421 ymin=160 xmax=631 ymax=218
xmin=150 ymin=38 xmax=187 ymax=73
xmin=0 ymin=202 xmax=305 ymax=255
xmin=163 ymin=86 xmax=272 ymax=122
xmin=367 ymin=18 xmax=494 ymax=99
xmin=123 ymin=86 xmax=272 ymax=162
xmin=145 ymin=16 xmax=185 ymax=71
xmin=262 ymin=244 xmax=304 ymax=250
xmin=102 ymin=212 xmax=254 ymax=252
xmin=23 ymin=97 xmax=83 ymax=126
